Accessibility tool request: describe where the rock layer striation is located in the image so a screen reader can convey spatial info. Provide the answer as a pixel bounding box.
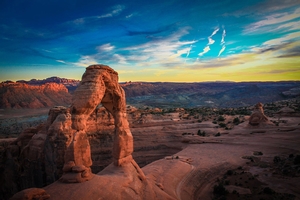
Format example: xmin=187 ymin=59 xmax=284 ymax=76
xmin=60 ymin=64 xmax=137 ymax=182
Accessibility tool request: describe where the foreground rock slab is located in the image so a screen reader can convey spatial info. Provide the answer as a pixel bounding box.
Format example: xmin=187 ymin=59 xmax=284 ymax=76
xmin=10 ymin=188 xmax=50 ymax=200
xmin=45 ymin=161 xmax=175 ymax=200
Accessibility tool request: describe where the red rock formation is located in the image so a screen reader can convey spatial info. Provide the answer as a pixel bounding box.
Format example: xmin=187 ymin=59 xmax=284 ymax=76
xmin=17 ymin=76 xmax=80 ymax=92
xmin=60 ymin=64 xmax=139 ymax=183
xmin=2 ymin=65 xmax=179 ymax=196
xmin=10 ymin=188 xmax=50 ymax=200
xmin=0 ymin=82 xmax=71 ymax=109
xmin=248 ymin=103 xmax=269 ymax=126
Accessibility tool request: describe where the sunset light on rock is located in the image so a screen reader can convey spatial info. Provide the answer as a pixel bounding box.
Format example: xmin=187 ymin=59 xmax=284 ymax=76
xmin=1 ymin=3 xmax=300 ymax=199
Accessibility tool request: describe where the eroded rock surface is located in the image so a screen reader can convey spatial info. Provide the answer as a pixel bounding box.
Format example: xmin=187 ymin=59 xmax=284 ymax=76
xmin=0 ymin=82 xmax=71 ymax=109
xmin=248 ymin=103 xmax=269 ymax=126
xmin=60 ymin=64 xmax=136 ymax=182
xmin=1 ymin=65 xmax=182 ymax=198
xmin=10 ymin=188 xmax=50 ymax=200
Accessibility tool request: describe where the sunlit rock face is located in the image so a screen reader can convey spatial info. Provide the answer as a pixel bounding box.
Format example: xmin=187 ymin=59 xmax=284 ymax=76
xmin=60 ymin=64 xmax=135 ymax=183
xmin=0 ymin=106 xmax=71 ymax=198
xmin=0 ymin=82 xmax=71 ymax=109
xmin=248 ymin=102 xmax=269 ymax=126
xmin=2 ymin=65 xmax=138 ymax=189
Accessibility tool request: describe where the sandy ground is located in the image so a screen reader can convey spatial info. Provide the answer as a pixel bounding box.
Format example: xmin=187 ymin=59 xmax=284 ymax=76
xmin=41 ymin=116 xmax=300 ymax=200
xmin=0 ymin=108 xmax=49 ymax=119
xmin=154 ymin=116 xmax=300 ymax=199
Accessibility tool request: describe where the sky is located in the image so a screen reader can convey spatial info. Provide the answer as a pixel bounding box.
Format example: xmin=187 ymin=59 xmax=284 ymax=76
xmin=0 ymin=0 xmax=300 ymax=82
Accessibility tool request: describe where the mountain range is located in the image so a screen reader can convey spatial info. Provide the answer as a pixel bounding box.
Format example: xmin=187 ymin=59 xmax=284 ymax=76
xmin=16 ymin=76 xmax=80 ymax=92
xmin=1 ymin=77 xmax=300 ymax=109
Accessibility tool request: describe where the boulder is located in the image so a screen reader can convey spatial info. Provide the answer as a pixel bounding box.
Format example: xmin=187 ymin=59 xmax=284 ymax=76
xmin=248 ymin=103 xmax=269 ymax=126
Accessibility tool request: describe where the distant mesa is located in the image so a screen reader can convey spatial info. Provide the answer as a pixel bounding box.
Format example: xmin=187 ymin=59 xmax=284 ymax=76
xmin=16 ymin=76 xmax=80 ymax=92
xmin=0 ymin=81 xmax=72 ymax=109
xmin=282 ymin=87 xmax=300 ymax=97
xmin=1 ymin=77 xmax=300 ymax=109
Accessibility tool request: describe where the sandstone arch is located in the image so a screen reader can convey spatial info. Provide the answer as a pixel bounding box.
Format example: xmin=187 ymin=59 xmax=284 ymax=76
xmin=60 ymin=65 xmax=135 ymax=182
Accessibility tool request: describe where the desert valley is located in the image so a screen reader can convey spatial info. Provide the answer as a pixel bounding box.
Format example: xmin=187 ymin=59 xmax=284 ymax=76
xmin=0 ymin=65 xmax=300 ymax=200
xmin=2 ymin=0 xmax=300 ymax=199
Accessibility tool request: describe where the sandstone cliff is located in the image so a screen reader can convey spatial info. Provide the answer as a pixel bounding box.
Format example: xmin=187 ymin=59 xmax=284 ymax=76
xmin=17 ymin=76 xmax=80 ymax=92
xmin=0 ymin=82 xmax=72 ymax=109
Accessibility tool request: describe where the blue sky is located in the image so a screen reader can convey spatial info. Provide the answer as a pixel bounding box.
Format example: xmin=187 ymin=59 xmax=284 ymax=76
xmin=0 ymin=0 xmax=300 ymax=82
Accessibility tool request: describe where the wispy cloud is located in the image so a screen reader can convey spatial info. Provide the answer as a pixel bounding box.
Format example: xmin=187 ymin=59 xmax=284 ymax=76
xmin=223 ymin=0 xmax=300 ymax=18
xmin=198 ymin=27 xmax=219 ymax=57
xmin=190 ymin=39 xmax=300 ymax=73
xmin=113 ymin=54 xmax=127 ymax=64
xmin=126 ymin=14 xmax=133 ymax=18
xmin=56 ymin=60 xmax=66 ymax=64
xmin=75 ymin=55 xmax=98 ymax=67
xmin=126 ymin=23 xmax=178 ymax=36
xmin=122 ymin=27 xmax=195 ymax=65
xmin=273 ymin=20 xmax=300 ymax=32
xmin=185 ymin=41 xmax=194 ymax=62
xmin=263 ymin=32 xmax=300 ymax=46
xmin=71 ymin=5 xmax=125 ymax=25
xmin=126 ymin=13 xmax=136 ymax=19
xmin=221 ymin=29 xmax=226 ymax=45
xmin=218 ymin=46 xmax=226 ymax=57
xmin=218 ymin=28 xmax=226 ymax=57
xmin=74 ymin=27 xmax=195 ymax=68
xmin=97 ymin=5 xmax=125 ymax=19
xmin=245 ymin=7 xmax=300 ymax=33
xmin=198 ymin=46 xmax=210 ymax=56
xmin=96 ymin=43 xmax=115 ymax=52
xmin=210 ymin=28 xmax=220 ymax=37
xmin=259 ymin=69 xmax=300 ymax=74
xmin=207 ymin=37 xmax=215 ymax=45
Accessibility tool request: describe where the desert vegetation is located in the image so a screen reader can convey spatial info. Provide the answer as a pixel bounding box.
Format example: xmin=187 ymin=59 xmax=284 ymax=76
xmin=0 ymin=90 xmax=299 ymax=199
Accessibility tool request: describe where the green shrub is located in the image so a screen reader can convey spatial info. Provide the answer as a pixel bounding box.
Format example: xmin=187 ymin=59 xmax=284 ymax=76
xmin=219 ymin=123 xmax=226 ymax=128
xmin=218 ymin=115 xmax=225 ymax=121
xmin=273 ymin=156 xmax=281 ymax=163
xmin=233 ymin=117 xmax=240 ymax=125
xmin=197 ymin=130 xmax=206 ymax=136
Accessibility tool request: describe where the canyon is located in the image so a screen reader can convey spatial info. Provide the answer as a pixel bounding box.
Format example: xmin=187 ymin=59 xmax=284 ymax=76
xmin=1 ymin=78 xmax=300 ymax=109
xmin=0 ymin=65 xmax=300 ymax=199
xmin=2 ymin=100 xmax=299 ymax=199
